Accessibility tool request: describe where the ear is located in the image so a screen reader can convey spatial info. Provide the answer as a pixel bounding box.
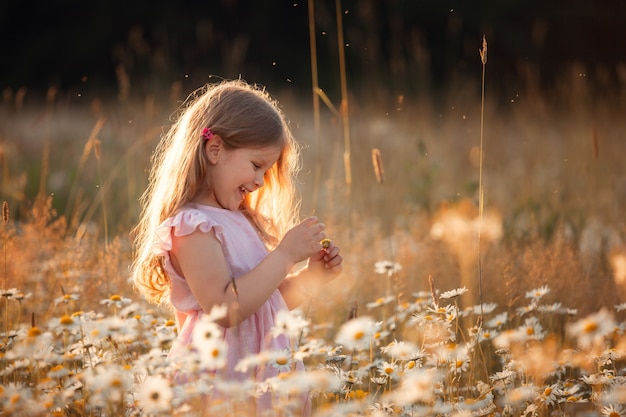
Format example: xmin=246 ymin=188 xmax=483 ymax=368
xmin=204 ymin=136 xmax=223 ymax=164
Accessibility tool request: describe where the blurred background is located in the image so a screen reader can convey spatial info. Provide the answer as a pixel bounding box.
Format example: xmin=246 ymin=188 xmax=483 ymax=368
xmin=1 ymin=0 xmax=626 ymax=315
xmin=1 ymin=0 xmax=625 ymax=100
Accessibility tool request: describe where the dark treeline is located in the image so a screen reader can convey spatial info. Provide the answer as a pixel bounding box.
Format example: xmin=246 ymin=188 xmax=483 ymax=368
xmin=1 ymin=0 xmax=625 ymax=102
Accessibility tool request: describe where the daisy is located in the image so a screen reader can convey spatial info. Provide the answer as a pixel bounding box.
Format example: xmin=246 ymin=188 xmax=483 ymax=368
xmin=370 ymin=376 xmax=388 ymax=386
xmin=48 ymin=314 xmax=82 ymax=335
xmin=517 ymin=316 xmax=546 ymax=341
xmin=540 ymin=383 xmax=560 ymax=406
xmin=390 ymin=368 xmax=440 ymax=405
xmin=366 ymin=296 xmax=395 ymax=310
xmin=0 ymin=288 xmax=19 ymax=299
xmin=269 ymin=348 xmax=294 ymax=372
xmin=450 ymin=355 xmax=470 ymax=374
xmin=525 ymin=285 xmax=551 ymax=301
xmin=468 ymin=302 xmax=498 ymax=315
xmin=412 ymin=291 xmax=433 ymax=302
xmin=410 ymin=311 xmax=444 ymax=326
xmin=439 ymin=287 xmax=469 ymax=300
xmin=368 ymin=401 xmax=395 ymax=416
xmin=602 ymin=404 xmax=626 ymax=417
xmin=136 ymin=375 xmax=173 ymax=414
xmin=489 ymin=369 xmax=516 ymax=385
xmin=296 ymin=338 xmax=332 ymax=359
xmin=381 ymin=340 xmax=420 ymax=361
xmin=486 ymin=312 xmax=508 ymax=328
xmin=86 ymin=365 xmax=132 ymax=407
xmin=479 ymin=329 xmax=498 ymax=342
xmin=516 ymin=304 xmax=537 ymax=316
xmin=538 ymin=302 xmax=564 ymax=313
xmin=234 ymin=351 xmax=271 ymax=373
xmin=89 ymin=316 xmax=137 ymax=342
xmin=503 ymin=385 xmax=538 ymax=406
xmin=99 ymin=294 xmax=132 ymax=308
xmin=566 ymin=308 xmax=617 ymax=349
xmin=205 ymin=303 xmax=228 ymax=322
xmin=376 ymin=360 xmax=400 ymax=381
xmin=191 ymin=315 xmax=224 ymax=347
xmin=54 ymin=292 xmax=81 ymax=305
xmin=335 ymin=316 xmax=376 ymax=350
xmin=1 ymin=383 xmax=45 ymax=416
xmin=271 ymin=309 xmax=309 ymax=338
xmin=196 ymin=337 xmax=228 ymax=369
xmin=374 ymin=260 xmax=402 ymax=275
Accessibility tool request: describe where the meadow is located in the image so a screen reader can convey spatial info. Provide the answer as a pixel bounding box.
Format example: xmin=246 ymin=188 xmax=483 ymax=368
xmin=1 ymin=58 xmax=626 ymax=416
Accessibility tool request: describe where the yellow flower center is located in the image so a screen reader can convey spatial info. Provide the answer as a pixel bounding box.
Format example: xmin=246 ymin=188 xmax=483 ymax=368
xmin=165 ymin=320 xmax=176 ymax=327
xmin=407 ymin=361 xmax=416 ymax=369
xmin=211 ymin=349 xmax=220 ymax=358
xmin=544 ymin=387 xmax=552 ymax=396
xmin=609 ymin=412 xmax=620 ymax=417
xmin=526 ymin=327 xmax=535 ymax=335
xmin=385 ymin=367 xmax=393 ymax=374
xmin=276 ymin=357 xmax=289 ymax=366
xmin=28 ymin=327 xmax=42 ymax=337
xmin=60 ymin=315 xmax=74 ymax=326
xmin=110 ymin=295 xmax=122 ymax=301
xmin=354 ymin=331 xmax=365 ymax=340
xmin=455 ymin=360 xmax=464 ymax=369
xmin=584 ymin=321 xmax=598 ymax=333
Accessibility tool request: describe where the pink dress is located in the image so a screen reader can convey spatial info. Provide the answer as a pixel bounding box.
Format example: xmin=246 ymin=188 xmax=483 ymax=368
xmin=153 ymin=204 xmax=309 ymax=415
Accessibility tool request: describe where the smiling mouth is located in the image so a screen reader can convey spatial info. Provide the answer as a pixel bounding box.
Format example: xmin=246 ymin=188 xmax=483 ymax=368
xmin=239 ymin=186 xmax=250 ymax=199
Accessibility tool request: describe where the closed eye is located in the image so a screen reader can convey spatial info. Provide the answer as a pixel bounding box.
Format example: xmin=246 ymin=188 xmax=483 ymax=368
xmin=252 ymin=162 xmax=261 ymax=170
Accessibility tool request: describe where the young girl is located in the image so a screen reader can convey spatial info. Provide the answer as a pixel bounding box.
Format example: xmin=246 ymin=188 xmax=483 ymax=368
xmin=131 ymin=80 xmax=343 ymax=415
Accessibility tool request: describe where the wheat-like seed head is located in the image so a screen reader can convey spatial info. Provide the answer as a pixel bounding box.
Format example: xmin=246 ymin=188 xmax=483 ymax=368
xmin=480 ymin=35 xmax=488 ymax=65
xmin=371 ymin=148 xmax=384 ymax=184
xmin=2 ymin=201 xmax=8 ymax=224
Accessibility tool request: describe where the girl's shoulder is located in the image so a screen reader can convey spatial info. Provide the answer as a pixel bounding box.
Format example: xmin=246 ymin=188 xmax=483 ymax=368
xmin=166 ymin=204 xmax=248 ymax=232
xmin=154 ymin=205 xmax=240 ymax=255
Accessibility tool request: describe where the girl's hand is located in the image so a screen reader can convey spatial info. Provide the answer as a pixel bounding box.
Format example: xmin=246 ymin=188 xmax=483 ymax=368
xmin=275 ymin=216 xmax=326 ymax=265
xmin=306 ymin=239 xmax=343 ymax=282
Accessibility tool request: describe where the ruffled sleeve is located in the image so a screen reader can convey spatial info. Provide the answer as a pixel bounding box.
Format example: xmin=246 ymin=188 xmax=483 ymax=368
xmin=151 ymin=208 xmax=226 ymax=312
xmin=152 ymin=208 xmax=224 ymax=256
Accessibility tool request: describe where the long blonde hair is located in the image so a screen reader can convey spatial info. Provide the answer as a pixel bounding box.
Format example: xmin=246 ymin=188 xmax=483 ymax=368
xmin=131 ymin=80 xmax=301 ymax=304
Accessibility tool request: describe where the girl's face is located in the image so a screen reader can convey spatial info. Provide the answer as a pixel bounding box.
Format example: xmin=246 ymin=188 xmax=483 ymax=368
xmin=204 ymin=141 xmax=282 ymax=211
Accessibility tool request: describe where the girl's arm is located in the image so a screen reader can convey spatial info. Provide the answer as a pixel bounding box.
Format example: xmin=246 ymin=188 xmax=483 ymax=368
xmin=279 ymin=241 xmax=343 ymax=309
xmin=170 ymin=216 xmax=325 ymax=328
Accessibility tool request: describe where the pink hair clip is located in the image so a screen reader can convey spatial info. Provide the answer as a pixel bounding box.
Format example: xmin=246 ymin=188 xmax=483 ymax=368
xmin=201 ymin=127 xmax=215 ymax=141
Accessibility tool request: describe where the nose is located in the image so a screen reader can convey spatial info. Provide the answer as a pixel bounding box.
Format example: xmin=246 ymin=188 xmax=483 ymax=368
xmin=253 ymin=172 xmax=265 ymax=189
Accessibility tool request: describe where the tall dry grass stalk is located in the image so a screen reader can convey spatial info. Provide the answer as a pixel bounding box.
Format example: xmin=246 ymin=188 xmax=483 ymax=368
xmin=2 ymin=200 xmax=8 ymax=296
xmin=307 ymin=0 xmax=322 ymax=213
xmin=477 ymin=35 xmax=488 ymax=322
xmin=65 ymin=116 xmax=105 ymax=229
xmin=335 ymin=0 xmax=352 ymax=193
xmin=1 ymin=201 xmax=8 ymax=354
